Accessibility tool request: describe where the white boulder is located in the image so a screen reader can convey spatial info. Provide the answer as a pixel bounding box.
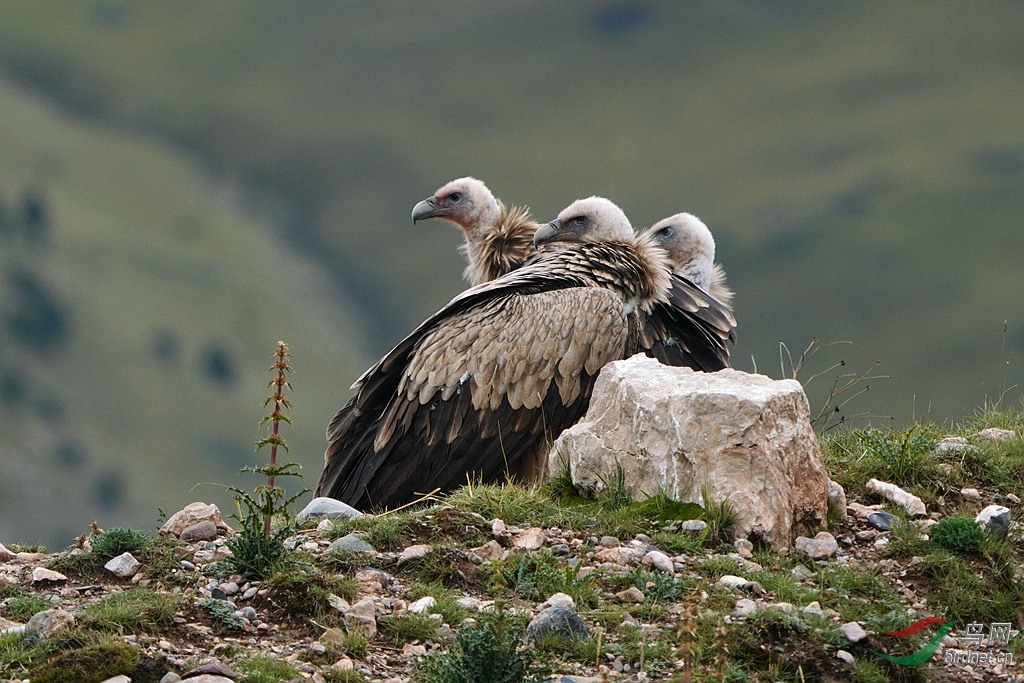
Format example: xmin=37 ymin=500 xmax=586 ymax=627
xmin=549 ymin=357 xmax=829 ymax=549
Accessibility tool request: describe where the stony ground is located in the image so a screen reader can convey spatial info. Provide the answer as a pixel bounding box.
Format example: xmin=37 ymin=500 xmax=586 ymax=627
xmin=2 ymin=420 xmax=1024 ymax=683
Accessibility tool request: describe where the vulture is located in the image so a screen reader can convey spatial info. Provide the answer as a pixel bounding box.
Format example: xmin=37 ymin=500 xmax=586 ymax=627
xmin=315 ymin=197 xmax=675 ymax=510
xmin=411 ymin=177 xmax=538 ymax=286
xmin=646 ymin=212 xmax=734 ymax=309
xmin=638 ymin=212 xmax=737 ymax=371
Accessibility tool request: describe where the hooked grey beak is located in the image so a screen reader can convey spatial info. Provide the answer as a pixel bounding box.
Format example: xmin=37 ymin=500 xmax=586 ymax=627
xmin=411 ymin=198 xmax=440 ymax=223
xmin=533 ymin=220 xmax=561 ymax=247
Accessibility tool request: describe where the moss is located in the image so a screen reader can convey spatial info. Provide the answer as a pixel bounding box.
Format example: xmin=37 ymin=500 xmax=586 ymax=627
xmin=27 ymin=637 xmax=140 ymax=683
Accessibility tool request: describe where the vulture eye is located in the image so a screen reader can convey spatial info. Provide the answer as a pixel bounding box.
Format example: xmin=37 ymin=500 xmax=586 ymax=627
xmin=448 ymin=192 xmax=462 ymax=203
xmin=659 ymin=226 xmax=675 ymax=238
xmin=572 ymin=216 xmax=587 ymax=227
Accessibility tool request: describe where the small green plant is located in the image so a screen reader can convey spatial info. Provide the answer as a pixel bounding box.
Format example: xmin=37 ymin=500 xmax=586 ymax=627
xmin=199 ymin=597 xmax=245 ymax=630
xmin=89 ymin=527 xmax=154 ymax=560
xmin=776 ymin=337 xmax=888 ymax=433
xmin=491 ymin=551 xmax=598 ymax=607
xmin=235 ymin=654 xmax=298 ymax=683
xmin=930 ymin=515 xmax=984 ymax=554
xmin=225 ymin=341 xmax=309 ymax=580
xmin=855 ymin=426 xmax=938 ymax=487
xmin=412 ymin=609 xmax=550 ymax=683
xmin=700 ymin=487 xmax=736 ymax=547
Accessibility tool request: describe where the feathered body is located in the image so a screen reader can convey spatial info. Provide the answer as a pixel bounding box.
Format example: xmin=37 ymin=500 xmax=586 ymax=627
xmin=317 ymin=198 xmax=670 ymax=510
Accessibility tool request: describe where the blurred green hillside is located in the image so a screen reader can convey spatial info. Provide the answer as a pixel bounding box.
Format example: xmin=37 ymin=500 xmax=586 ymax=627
xmin=0 ymin=1 xmax=1022 ymax=546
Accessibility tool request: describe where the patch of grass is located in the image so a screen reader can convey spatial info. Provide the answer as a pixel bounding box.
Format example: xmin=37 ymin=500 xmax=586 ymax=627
xmin=235 ymin=654 xmax=298 ymax=683
xmin=849 ymin=659 xmax=892 ymax=683
xmin=1 ymin=595 xmax=52 ymax=622
xmin=379 ymin=612 xmax=439 ymax=646
xmin=89 ymin=527 xmax=154 ymax=560
xmin=606 ymin=566 xmax=688 ymax=604
xmin=323 ymin=670 xmax=367 ymax=683
xmin=26 ymin=635 xmax=140 ymax=683
xmin=398 ymin=548 xmax=462 ymax=586
xmin=489 ymin=551 xmax=598 ymax=607
xmin=412 ymin=609 xmax=550 ymax=683
xmin=407 ymin=583 xmax=469 ymax=627
xmin=881 ymin=518 xmax=929 ymax=558
xmin=264 ymin=568 xmax=350 ymax=622
xmin=929 ymin=515 xmax=984 ymax=554
xmin=79 ymin=588 xmax=179 ymax=633
xmin=323 ymin=627 xmax=370 ymax=660
xmin=329 ymin=512 xmax=413 ymax=552
xmin=846 ymin=426 xmax=941 ymax=489
xmin=699 ymin=488 xmax=737 ymax=547
xmin=444 ymin=481 xmax=573 ymax=529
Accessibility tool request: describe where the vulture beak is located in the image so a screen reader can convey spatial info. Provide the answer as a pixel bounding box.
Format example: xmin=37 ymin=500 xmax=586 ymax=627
xmin=411 ymin=197 xmax=444 ymax=223
xmin=533 ymin=220 xmax=561 ymax=247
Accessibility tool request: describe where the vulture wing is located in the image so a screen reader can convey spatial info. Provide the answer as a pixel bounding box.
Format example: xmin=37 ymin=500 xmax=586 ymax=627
xmin=316 ymin=244 xmax=642 ymax=511
xmin=640 ymin=273 xmax=737 ymax=371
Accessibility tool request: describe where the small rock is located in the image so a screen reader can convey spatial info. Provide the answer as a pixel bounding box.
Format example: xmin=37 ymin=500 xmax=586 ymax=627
xmin=295 ymin=497 xmax=364 ymax=522
xmin=794 ymin=532 xmax=838 ymax=559
xmin=25 ymin=608 xmax=75 ymax=638
xmin=180 ymin=521 xmax=219 ymax=542
xmin=525 ymin=605 xmax=589 ymax=642
xmin=771 ymin=602 xmax=795 ymax=615
xmin=593 ymin=546 xmax=644 ymax=566
xmin=456 ymin=596 xmax=492 ymax=611
xmin=847 ymin=502 xmax=883 ymax=519
xmin=31 ymin=567 xmax=68 ymax=584
xmin=975 ymin=427 xmax=1016 ymax=442
xmin=101 ymin=676 xmax=132 ymax=683
xmin=865 ymin=479 xmax=927 ymax=516
xmin=827 ymin=480 xmax=848 ymax=522
xmin=345 ymin=598 xmax=377 ymax=638
xmin=855 ymin=530 xmax=878 ymax=542
xmin=732 ymin=598 xmax=757 ymax=618
xmin=185 ymin=662 xmax=238 ymax=678
xmin=220 ymin=581 xmax=239 ymax=596
xmin=408 ymin=597 xmax=436 ymax=615
xmin=937 ymin=438 xmax=974 ymax=454
xmin=599 ymin=536 xmax=620 ymax=547
xmin=160 ymin=673 xmax=183 ymax=683
xmin=104 ymin=552 xmax=142 ymax=579
xmin=316 ymin=518 xmax=334 ymax=533
xmin=328 ymin=594 xmax=351 ymax=613
xmin=491 ymin=518 xmax=507 ymax=533
xmin=866 ymin=511 xmax=898 ymax=531
xmin=733 ymin=539 xmax=754 ymax=559
xmin=959 ymin=488 xmax=982 ymax=502
xmin=550 ymin=544 xmax=571 ymax=556
xmin=320 ymin=627 xmax=347 ymax=647
xmin=976 ymin=505 xmax=1011 ymax=536
xmin=717 ymin=575 xmax=748 ymax=590
xmin=615 ymin=586 xmax=645 ymax=603
xmin=328 ymin=533 xmax=376 ymax=554
xmin=679 ymin=520 xmax=707 ymax=532
xmin=471 ymin=539 xmax=504 ymax=562
xmin=801 ymin=601 xmax=825 ymax=618
xmin=542 ymin=593 xmax=576 ymax=610
xmin=513 ymin=528 xmax=546 ymax=550
xmin=398 ymin=544 xmax=432 ymax=564
xmin=160 ymin=502 xmax=232 ymax=537
xmin=643 ymin=550 xmax=674 ymax=573
xmin=1007 ymin=493 xmax=1021 ymax=504
xmin=0 ymin=543 xmax=14 ymax=562
xmin=790 ymin=565 xmax=813 ymax=581
xmin=836 ymin=650 xmax=855 ymax=664
xmin=840 ymin=621 xmax=868 ymax=643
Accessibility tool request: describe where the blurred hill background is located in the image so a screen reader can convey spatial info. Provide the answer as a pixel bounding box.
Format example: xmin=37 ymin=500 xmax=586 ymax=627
xmin=0 ymin=1 xmax=1021 ymax=549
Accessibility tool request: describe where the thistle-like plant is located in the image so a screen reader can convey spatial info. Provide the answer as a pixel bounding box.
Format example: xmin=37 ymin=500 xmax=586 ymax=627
xmin=225 ymin=341 xmax=309 ymax=579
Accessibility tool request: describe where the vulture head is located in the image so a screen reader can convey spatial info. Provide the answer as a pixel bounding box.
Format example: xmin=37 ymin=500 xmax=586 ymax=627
xmin=647 ymin=213 xmax=716 ymax=289
xmin=647 ymin=212 xmax=734 ymax=308
xmin=411 ymin=177 xmax=500 ymax=238
xmin=534 ymin=196 xmax=634 ymax=247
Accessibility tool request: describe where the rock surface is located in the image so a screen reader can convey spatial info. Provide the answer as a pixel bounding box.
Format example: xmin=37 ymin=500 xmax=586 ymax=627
xmin=865 ymin=479 xmax=927 ymax=516
xmin=976 ymin=504 xmax=1011 ymax=535
xmin=525 ymin=605 xmax=589 ymax=642
xmin=550 ymin=357 xmax=829 ymax=548
xmin=160 ymin=502 xmax=232 ymax=537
